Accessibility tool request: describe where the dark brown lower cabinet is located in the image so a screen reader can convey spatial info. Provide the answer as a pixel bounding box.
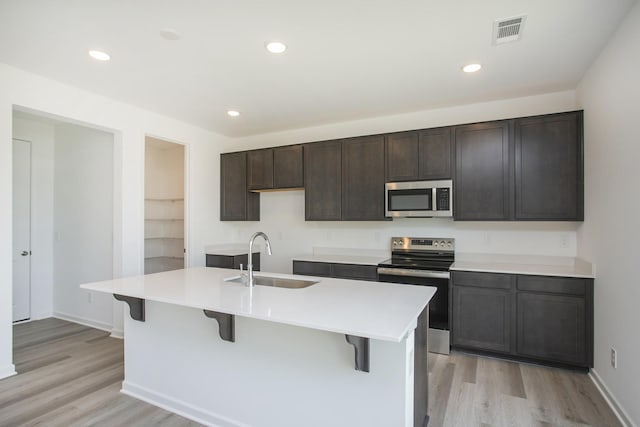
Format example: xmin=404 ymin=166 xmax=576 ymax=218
xmin=293 ymin=260 xmax=378 ymax=281
xmin=206 ymin=253 xmax=260 ymax=271
xmin=451 ymin=271 xmax=593 ymax=368
xmin=516 ymin=292 xmax=587 ymax=365
xmin=451 ymin=285 xmax=513 ymax=353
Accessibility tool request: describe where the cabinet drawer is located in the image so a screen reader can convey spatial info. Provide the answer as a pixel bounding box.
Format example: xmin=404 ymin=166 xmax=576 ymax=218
xmin=452 ymin=271 xmax=512 ymax=289
xmin=332 ymin=264 xmax=378 ymax=281
xmin=293 ymin=261 xmax=332 ymax=277
xmin=517 ymin=275 xmax=586 ymax=295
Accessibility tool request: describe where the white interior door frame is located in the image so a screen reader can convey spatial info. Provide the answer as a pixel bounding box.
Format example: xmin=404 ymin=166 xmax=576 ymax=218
xmin=12 ymin=138 xmax=32 ymax=322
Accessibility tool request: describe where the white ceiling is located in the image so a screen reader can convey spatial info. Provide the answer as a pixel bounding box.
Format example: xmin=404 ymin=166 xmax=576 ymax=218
xmin=0 ymin=0 xmax=635 ymax=137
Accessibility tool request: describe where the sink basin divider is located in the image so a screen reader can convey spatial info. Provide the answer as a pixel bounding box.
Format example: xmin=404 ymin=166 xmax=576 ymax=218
xmin=203 ymin=310 xmax=236 ymax=342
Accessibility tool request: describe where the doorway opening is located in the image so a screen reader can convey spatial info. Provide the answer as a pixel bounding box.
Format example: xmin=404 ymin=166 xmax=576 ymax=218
xmin=11 ymin=108 xmax=115 ymax=330
xmin=144 ymin=137 xmax=185 ymax=274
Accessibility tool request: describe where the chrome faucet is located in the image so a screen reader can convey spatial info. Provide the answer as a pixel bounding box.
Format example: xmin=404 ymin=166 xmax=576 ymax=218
xmin=247 ymin=232 xmax=272 ymax=287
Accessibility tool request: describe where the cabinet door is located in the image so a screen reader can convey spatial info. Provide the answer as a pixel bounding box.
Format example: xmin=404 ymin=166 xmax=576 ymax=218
xmin=517 ymin=292 xmax=587 ymax=365
xmin=220 ymin=152 xmax=260 ymax=221
xmin=247 ymin=148 xmax=274 ymax=190
xmin=342 ymin=135 xmax=386 ymax=220
xmin=451 ymin=285 xmax=513 ymax=353
xmin=455 ymin=121 xmax=512 ymax=220
xmin=304 ymin=141 xmax=342 ymax=220
xmin=274 ymin=145 xmax=304 ymax=189
xmin=515 ymin=111 xmax=583 ymax=220
xmin=386 ymin=131 xmax=419 ymax=182
xmin=419 ymin=127 xmax=453 ymax=180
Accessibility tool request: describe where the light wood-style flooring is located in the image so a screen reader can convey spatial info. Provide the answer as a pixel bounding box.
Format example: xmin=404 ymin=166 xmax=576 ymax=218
xmin=0 ymin=318 xmax=621 ymax=427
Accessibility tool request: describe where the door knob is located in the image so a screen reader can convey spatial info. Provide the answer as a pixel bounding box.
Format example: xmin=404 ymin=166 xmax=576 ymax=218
xmin=21 ymin=251 xmax=29 ymax=256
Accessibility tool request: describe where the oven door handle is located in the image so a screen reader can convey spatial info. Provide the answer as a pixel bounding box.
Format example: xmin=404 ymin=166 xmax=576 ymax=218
xmin=377 ymin=267 xmax=450 ymax=279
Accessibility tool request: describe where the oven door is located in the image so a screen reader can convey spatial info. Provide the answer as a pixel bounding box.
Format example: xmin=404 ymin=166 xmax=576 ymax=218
xmin=377 ymin=267 xmax=450 ymax=354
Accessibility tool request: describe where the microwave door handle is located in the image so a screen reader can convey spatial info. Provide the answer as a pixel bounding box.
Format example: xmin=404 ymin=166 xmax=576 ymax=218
xmin=432 ymin=187 xmax=437 ymax=211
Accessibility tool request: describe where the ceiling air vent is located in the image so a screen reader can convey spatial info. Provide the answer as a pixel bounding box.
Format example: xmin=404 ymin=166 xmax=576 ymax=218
xmin=493 ymin=15 xmax=526 ymax=45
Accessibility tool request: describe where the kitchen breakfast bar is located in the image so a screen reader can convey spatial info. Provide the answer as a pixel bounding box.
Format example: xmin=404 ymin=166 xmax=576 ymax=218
xmin=81 ymin=267 xmax=436 ymax=427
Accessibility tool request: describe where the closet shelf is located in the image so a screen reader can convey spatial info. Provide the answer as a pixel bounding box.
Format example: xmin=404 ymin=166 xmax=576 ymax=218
xmin=144 ymin=237 xmax=184 ymax=240
xmin=145 ymin=198 xmax=184 ymax=202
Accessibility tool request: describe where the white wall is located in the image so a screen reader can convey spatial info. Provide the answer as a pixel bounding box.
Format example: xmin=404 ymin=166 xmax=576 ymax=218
xmin=226 ymin=90 xmax=581 ymax=274
xmin=0 ymin=62 xmax=230 ymax=378
xmin=12 ymin=117 xmax=55 ymax=320
xmin=145 ymin=142 xmax=185 ymax=200
xmin=576 ymin=2 xmax=640 ymax=425
xmin=52 ymin=123 xmax=114 ymax=329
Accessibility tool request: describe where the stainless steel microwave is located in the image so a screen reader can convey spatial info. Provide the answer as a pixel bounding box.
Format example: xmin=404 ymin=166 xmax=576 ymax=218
xmin=385 ymin=180 xmax=453 ymax=218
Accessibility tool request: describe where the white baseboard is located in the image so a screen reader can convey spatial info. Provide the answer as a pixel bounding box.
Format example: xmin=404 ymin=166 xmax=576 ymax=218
xmin=121 ymin=381 xmax=248 ymax=427
xmin=110 ymin=328 xmax=124 ymax=339
xmin=589 ymin=369 xmax=637 ymax=427
xmin=0 ymin=364 xmax=17 ymax=380
xmin=53 ymin=311 xmax=112 ymax=334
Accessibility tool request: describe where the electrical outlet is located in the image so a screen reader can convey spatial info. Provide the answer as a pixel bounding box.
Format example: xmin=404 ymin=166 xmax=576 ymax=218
xmin=611 ymin=348 xmax=617 ymax=369
xmin=87 ymin=292 xmax=92 ymax=304
xmin=560 ymin=235 xmax=569 ymax=248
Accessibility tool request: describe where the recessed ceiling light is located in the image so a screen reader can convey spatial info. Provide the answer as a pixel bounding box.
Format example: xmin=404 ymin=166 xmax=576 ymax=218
xmin=89 ymin=50 xmax=110 ymax=61
xmin=265 ymin=41 xmax=287 ymax=54
xmin=160 ymin=28 xmax=181 ymax=41
xmin=462 ymin=63 xmax=482 ymax=73
xmin=227 ymin=110 xmax=240 ymax=117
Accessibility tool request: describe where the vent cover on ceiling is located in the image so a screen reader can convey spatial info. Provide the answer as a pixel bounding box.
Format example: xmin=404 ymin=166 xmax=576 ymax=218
xmin=493 ymin=15 xmax=526 ymax=45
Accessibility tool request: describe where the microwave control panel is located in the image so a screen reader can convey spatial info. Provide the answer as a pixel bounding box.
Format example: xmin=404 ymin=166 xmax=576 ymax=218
xmin=435 ymin=188 xmax=450 ymax=211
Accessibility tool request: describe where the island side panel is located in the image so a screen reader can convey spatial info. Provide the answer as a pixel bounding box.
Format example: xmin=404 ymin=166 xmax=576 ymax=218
xmin=121 ymin=301 xmax=416 ymax=427
xmin=414 ymin=305 xmax=429 ymax=427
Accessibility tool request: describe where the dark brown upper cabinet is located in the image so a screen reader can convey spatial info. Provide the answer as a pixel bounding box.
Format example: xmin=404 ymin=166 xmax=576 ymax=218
xmin=247 ymin=148 xmax=274 ymax=190
xmin=386 ymin=131 xmax=419 ymax=182
xmin=274 ymin=145 xmax=304 ymax=189
xmin=419 ymin=127 xmax=453 ymax=180
xmin=455 ymin=121 xmax=513 ymax=220
xmin=386 ymin=128 xmax=453 ymax=182
xmin=220 ymin=152 xmax=259 ymax=221
xmin=304 ymin=140 xmax=342 ymax=220
xmin=342 ymin=135 xmax=387 ymax=221
xmin=247 ymin=145 xmax=303 ymax=191
xmin=514 ymin=111 xmax=583 ymax=221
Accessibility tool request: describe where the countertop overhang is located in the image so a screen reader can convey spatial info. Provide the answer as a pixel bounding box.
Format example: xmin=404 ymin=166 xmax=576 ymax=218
xmin=81 ymin=267 xmax=435 ymax=342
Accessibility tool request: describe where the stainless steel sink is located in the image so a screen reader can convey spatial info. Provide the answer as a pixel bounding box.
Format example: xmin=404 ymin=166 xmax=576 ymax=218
xmin=224 ymin=275 xmax=318 ymax=289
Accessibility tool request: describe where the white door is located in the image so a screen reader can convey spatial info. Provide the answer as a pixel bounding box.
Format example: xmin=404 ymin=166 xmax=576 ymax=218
xmin=12 ymin=139 xmax=31 ymax=322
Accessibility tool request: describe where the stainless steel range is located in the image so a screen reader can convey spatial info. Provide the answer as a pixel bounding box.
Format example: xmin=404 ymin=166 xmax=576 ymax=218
xmin=378 ymin=237 xmax=454 ymax=355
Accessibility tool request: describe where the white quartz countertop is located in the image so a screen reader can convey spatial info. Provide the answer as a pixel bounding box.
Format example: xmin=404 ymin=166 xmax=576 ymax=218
xmin=81 ymin=267 xmax=435 ymax=342
xmin=450 ymin=253 xmax=594 ymax=278
xmin=292 ymin=254 xmax=389 ymax=266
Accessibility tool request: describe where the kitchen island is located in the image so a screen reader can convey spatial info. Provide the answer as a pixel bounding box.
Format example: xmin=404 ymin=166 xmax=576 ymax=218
xmin=81 ymin=267 xmax=435 ymax=427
